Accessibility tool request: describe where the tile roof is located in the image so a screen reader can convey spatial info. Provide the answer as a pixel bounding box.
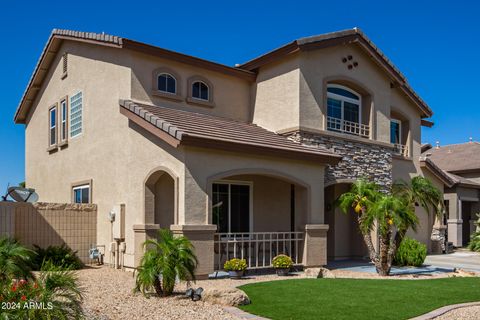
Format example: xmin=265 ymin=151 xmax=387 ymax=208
xmin=119 ymin=100 xmax=341 ymax=164
xmin=240 ymin=28 xmax=432 ymax=118
xmin=422 ymin=142 xmax=480 ymax=173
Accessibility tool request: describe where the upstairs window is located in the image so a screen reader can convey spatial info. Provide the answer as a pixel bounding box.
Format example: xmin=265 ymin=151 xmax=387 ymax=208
xmin=157 ymin=73 xmax=176 ymax=94
xmin=390 ymin=119 xmax=401 ymax=144
xmin=70 ymin=92 xmax=83 ymax=138
xmin=49 ymin=105 xmax=57 ymax=146
xmin=192 ymin=81 xmax=209 ymax=101
xmin=327 ymin=84 xmax=361 ymax=124
xmin=60 ymin=98 xmax=68 ymax=143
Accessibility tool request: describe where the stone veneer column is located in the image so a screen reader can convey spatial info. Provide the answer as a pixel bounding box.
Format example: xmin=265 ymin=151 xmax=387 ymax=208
xmin=303 ymin=224 xmax=329 ymax=267
xmin=170 ymin=224 xmax=217 ymax=279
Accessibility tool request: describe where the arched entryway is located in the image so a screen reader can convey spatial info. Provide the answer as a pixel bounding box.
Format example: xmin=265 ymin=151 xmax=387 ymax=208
xmin=324 ymin=183 xmax=368 ymax=261
xmin=144 ymin=168 xmax=177 ymax=232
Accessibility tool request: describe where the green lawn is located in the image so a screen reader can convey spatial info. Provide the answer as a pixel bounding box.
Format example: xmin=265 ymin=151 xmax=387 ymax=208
xmin=239 ymin=278 xmax=480 ymax=320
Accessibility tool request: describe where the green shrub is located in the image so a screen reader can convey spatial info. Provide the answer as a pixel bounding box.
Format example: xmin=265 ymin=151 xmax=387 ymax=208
xmin=135 ymin=229 xmax=198 ymax=297
xmin=393 ymin=237 xmax=427 ymax=267
xmin=33 ymin=244 xmax=83 ymax=271
xmin=272 ymin=254 xmax=293 ymax=269
xmin=0 ymin=237 xmax=35 ymax=281
xmin=224 ymin=258 xmax=247 ymax=271
xmin=468 ymin=231 xmax=480 ymax=252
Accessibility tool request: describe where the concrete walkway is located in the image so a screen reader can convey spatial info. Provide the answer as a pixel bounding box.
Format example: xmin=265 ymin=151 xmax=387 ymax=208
xmin=425 ymin=250 xmax=480 ymax=272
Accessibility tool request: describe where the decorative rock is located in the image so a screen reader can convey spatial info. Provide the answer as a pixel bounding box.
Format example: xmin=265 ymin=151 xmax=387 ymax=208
xmin=202 ymin=288 xmax=251 ymax=306
xmin=305 ymin=267 xmax=336 ymax=279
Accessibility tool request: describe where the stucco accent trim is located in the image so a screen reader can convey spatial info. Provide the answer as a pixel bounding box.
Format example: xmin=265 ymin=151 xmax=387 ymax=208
xmin=170 ymin=224 xmax=217 ymax=232
xmin=324 ymin=178 xmax=357 ymax=188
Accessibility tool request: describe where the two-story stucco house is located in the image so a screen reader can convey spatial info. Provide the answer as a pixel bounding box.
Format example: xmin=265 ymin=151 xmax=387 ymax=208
xmin=14 ymin=28 xmax=441 ymax=278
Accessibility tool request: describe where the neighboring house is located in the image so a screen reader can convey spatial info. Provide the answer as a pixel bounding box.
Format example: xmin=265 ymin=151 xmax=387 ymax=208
xmin=421 ymin=141 xmax=480 ymax=248
xmin=14 ymin=28 xmax=439 ymax=277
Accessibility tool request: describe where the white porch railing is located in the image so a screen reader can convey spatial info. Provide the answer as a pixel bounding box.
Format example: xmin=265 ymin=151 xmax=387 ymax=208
xmin=327 ymin=116 xmax=370 ymax=138
xmin=393 ymin=143 xmax=408 ymax=156
xmin=214 ymin=232 xmax=304 ymax=270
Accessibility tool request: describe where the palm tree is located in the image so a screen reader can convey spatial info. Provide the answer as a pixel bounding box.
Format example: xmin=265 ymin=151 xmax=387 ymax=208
xmin=135 ymin=229 xmax=198 ymax=297
xmin=0 ymin=237 xmax=35 ymax=281
xmin=337 ymin=176 xmax=443 ymax=276
xmin=337 ymin=179 xmax=381 ymax=268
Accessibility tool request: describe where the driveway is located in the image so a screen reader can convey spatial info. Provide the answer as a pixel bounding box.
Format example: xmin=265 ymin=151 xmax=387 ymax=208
xmin=425 ymin=250 xmax=480 ymax=272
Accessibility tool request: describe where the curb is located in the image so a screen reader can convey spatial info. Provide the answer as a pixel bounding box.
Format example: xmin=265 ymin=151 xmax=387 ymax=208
xmin=409 ymin=301 xmax=480 ymax=320
xmin=223 ymin=306 xmax=270 ymax=320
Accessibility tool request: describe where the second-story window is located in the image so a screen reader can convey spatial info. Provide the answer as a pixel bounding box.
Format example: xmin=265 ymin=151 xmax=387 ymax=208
xmin=60 ymin=98 xmax=68 ymax=143
xmin=390 ymin=119 xmax=401 ymax=145
xmin=326 ymin=84 xmax=366 ymax=137
xmin=157 ymin=73 xmax=176 ymax=94
xmin=70 ymin=91 xmax=83 ymax=138
xmin=49 ymin=105 xmax=57 ymax=146
xmin=192 ymin=81 xmax=209 ymax=101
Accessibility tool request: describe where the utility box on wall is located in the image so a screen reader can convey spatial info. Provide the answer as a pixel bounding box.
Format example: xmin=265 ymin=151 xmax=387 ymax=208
xmin=112 ymin=204 xmax=125 ymax=240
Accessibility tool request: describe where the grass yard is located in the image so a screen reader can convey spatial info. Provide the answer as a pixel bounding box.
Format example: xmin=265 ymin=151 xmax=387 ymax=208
xmin=239 ymin=278 xmax=480 ymax=320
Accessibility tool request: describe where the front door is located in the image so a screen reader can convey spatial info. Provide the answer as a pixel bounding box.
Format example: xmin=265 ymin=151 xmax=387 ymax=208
xmin=212 ymin=182 xmax=251 ymax=233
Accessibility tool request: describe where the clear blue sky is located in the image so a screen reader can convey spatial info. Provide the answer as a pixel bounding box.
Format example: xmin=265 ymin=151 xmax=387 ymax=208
xmin=0 ymin=0 xmax=478 ymax=189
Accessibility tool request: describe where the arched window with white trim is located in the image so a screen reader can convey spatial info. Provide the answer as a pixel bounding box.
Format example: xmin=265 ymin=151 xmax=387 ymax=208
xmin=192 ymin=81 xmax=209 ymax=101
xmin=157 ymin=73 xmax=177 ymax=94
xmin=326 ymin=84 xmax=366 ymax=137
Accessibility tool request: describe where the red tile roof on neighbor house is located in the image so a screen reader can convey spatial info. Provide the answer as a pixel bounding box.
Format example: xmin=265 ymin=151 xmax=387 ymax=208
xmin=119 ymin=100 xmax=341 ymax=164
xmin=15 ymin=28 xmax=433 ymax=123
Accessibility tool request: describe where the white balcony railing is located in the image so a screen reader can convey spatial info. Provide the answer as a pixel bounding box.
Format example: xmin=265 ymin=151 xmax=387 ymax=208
xmin=327 ymin=116 xmax=370 ymax=138
xmin=214 ymin=232 xmax=304 ymax=270
xmin=393 ymin=143 xmax=408 ymax=157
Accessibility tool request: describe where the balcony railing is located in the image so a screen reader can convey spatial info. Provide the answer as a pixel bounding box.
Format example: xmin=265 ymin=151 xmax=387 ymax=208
xmin=393 ymin=143 xmax=408 ymax=157
xmin=214 ymin=232 xmax=304 ymax=270
xmin=327 ymin=116 xmax=370 ymax=138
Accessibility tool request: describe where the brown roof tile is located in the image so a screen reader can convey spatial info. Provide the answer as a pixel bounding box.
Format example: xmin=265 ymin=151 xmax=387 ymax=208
xmin=422 ymin=142 xmax=480 ymax=173
xmin=119 ymin=100 xmax=341 ymax=164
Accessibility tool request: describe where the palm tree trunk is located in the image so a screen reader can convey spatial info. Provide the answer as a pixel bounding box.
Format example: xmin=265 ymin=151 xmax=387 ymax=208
xmin=386 ymin=228 xmax=407 ymax=270
xmin=357 ymin=216 xmax=380 ymax=268
xmin=377 ymin=232 xmax=392 ymax=276
xmin=154 ymin=277 xmax=163 ymax=296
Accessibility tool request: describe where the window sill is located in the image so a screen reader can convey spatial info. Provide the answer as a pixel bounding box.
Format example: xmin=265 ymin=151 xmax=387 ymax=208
xmin=152 ymin=90 xmax=183 ymax=102
xmin=47 ymin=145 xmax=58 ymax=153
xmin=186 ymin=97 xmax=215 ymax=108
xmin=58 ymin=140 xmax=68 ymax=148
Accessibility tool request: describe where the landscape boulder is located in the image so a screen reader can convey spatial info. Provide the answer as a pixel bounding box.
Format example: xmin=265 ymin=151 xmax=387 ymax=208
xmin=202 ymin=288 xmax=250 ymax=306
xmin=304 ymin=267 xmax=336 ymax=279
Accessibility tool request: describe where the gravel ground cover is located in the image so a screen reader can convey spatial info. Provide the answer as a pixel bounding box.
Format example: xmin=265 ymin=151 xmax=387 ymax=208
xmin=434 ymin=306 xmax=480 ymax=320
xmin=78 ymin=266 xmax=237 ymax=320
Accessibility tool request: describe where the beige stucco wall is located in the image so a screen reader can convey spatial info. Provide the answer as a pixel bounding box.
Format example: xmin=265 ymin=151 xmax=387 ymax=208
xmin=130 ymin=51 xmax=251 ymax=122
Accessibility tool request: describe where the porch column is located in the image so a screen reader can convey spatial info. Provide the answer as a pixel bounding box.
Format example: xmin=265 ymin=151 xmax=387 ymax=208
xmin=304 ymin=224 xmax=329 ymax=267
xmin=447 ymin=198 xmax=463 ymax=247
xmin=170 ymin=224 xmax=217 ymax=279
xmin=303 ymin=180 xmax=329 ymax=267
xmin=173 ymin=169 xmax=216 ymax=278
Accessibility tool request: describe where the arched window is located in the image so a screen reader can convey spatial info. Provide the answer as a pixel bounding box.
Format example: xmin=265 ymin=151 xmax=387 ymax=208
xmin=157 ymin=73 xmax=177 ymax=94
xmin=326 ymin=84 xmax=362 ymax=134
xmin=192 ymin=81 xmax=209 ymax=101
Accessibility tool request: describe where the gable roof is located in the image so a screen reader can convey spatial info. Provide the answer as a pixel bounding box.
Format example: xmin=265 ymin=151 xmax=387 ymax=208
xmin=240 ymin=28 xmax=433 ymax=118
xmin=14 ymin=29 xmax=256 ymax=124
xmin=423 ymin=142 xmax=480 ymax=173
xmin=119 ymin=100 xmax=341 ymax=165
xmin=419 ymin=157 xmax=480 ymax=189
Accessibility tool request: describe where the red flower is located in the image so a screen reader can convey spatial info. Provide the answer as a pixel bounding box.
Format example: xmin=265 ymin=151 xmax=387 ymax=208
xmin=21 ymin=295 xmax=26 ymax=301
xmin=19 ymin=279 xmax=27 ymax=286
xmin=11 ymin=285 xmax=17 ymax=292
xmin=33 ymin=282 xmax=38 ymax=289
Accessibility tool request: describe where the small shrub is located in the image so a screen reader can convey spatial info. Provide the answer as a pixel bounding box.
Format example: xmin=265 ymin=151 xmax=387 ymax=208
xmin=393 ymin=237 xmax=427 ymax=267
xmin=33 ymin=244 xmax=83 ymax=271
xmin=0 ymin=237 xmax=35 ymax=281
xmin=224 ymin=258 xmax=247 ymax=272
xmin=272 ymin=254 xmax=293 ymax=269
xmin=468 ymin=231 xmax=480 ymax=252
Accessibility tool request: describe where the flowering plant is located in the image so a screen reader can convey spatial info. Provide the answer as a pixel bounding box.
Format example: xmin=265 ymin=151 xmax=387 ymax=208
xmin=272 ymin=255 xmax=293 ymax=269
